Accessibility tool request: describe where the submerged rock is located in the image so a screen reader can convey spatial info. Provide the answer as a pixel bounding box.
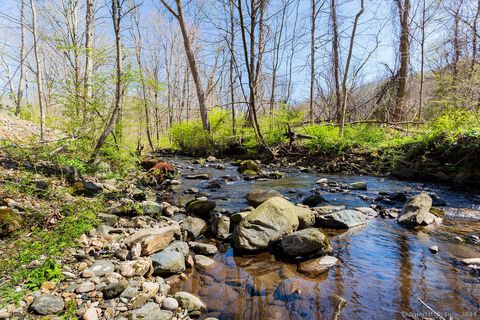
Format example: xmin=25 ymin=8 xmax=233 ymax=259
xmin=233 ymin=197 xmax=299 ymax=251
xmin=398 ymin=193 xmax=442 ymax=226
xmin=246 ymin=189 xmax=283 ymax=207
xmin=316 ymin=210 xmax=367 ymax=229
xmin=297 ymin=255 xmax=340 ymax=277
xmin=302 ymin=193 xmax=328 ymax=207
xmin=281 ymin=228 xmax=332 ymax=256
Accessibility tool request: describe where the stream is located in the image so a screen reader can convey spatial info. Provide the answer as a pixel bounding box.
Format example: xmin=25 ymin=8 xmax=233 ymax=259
xmin=163 ymin=157 xmax=480 ymax=320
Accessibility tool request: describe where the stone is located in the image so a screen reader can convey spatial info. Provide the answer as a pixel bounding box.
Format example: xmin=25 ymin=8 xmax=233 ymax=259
xmin=246 ymin=189 xmax=283 ymax=207
xmin=181 ymin=216 xmax=207 ymax=239
xmin=302 ymin=194 xmax=328 ymax=207
xmin=174 ymin=292 xmax=206 ymax=313
xmin=194 ymin=255 xmax=216 ymax=269
xmin=0 ymin=207 xmax=21 ymax=236
xmin=142 ymin=201 xmax=163 ymax=218
xmin=90 ymin=260 xmax=115 ymax=276
xmin=349 ymin=181 xmax=367 ymax=190
xmin=429 ymin=246 xmax=439 ymax=253
xmin=115 ymin=249 xmax=130 ymax=261
xmin=152 ymin=251 xmax=186 ymax=276
xmin=316 ymin=178 xmax=328 ymax=184
xmin=237 ymin=160 xmax=261 ymax=175
xmin=398 ymin=193 xmax=442 ymax=226
xmin=121 ymin=287 xmax=139 ymax=300
xmin=142 ymin=282 xmax=160 ymax=297
xmin=298 ymin=255 xmax=340 ymax=277
xmin=316 ymin=210 xmax=368 ymax=229
xmin=76 ymin=281 xmax=95 ymax=293
xmin=206 ymin=156 xmax=218 ymax=162
xmin=83 ymin=306 xmax=98 ymax=320
xmin=119 ymin=260 xmax=151 ymax=277
xmin=30 ymin=295 xmax=64 ymax=315
xmin=233 ymin=197 xmax=299 ymax=251
xmin=313 ymin=205 xmax=345 ymax=216
xmin=103 ymin=280 xmax=128 ymax=299
xmin=184 ymin=174 xmax=210 ymax=180
xmin=189 ymin=242 xmax=218 ymax=255
xmin=294 ymin=206 xmax=315 ymax=229
xmin=230 ymin=211 xmax=250 ymax=224
xmin=281 ymin=228 xmax=332 ymax=256
xmin=186 ymin=199 xmax=216 ymax=216
xmin=98 ymin=213 xmax=118 ymax=227
xmin=355 ymin=207 xmax=378 ymax=217
xmin=164 ymin=241 xmax=190 ymax=257
xmin=162 ymin=297 xmax=179 ymax=311
xmin=211 ymin=214 xmax=230 ymax=239
xmin=461 ymin=258 xmax=480 ymax=266
xmin=132 ymin=302 xmax=173 ymax=320
xmin=73 ymin=180 xmax=103 ymax=196
xmin=124 ymin=225 xmax=179 ymax=256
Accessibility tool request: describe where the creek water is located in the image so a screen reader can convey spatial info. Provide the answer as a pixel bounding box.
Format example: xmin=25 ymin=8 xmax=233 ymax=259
xmin=164 ymin=157 xmax=480 ymax=320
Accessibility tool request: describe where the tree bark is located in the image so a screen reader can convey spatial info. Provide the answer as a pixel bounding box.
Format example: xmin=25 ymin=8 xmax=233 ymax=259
xmin=15 ymin=0 xmax=26 ymax=117
xmin=309 ymin=0 xmax=316 ymax=125
xmin=394 ymin=0 xmax=410 ymax=123
xmin=30 ymin=0 xmax=45 ymax=141
xmin=84 ymin=0 xmax=94 ymax=124
xmin=331 ymin=0 xmax=341 ymax=123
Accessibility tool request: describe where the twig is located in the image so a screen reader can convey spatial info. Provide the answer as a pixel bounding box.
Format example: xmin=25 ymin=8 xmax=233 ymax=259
xmin=414 ymin=294 xmax=446 ymax=320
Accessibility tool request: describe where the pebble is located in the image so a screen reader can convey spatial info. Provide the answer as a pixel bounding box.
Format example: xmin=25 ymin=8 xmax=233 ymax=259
xmin=429 ymin=246 xmax=439 ymax=253
xmin=83 ymin=306 xmax=98 ymax=320
xmin=76 ymin=282 xmax=95 ymax=293
xmin=162 ymin=297 xmax=179 ymax=311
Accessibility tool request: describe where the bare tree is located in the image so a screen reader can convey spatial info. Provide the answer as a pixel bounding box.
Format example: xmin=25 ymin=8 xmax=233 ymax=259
xmin=30 ymin=0 xmax=45 ymax=140
xmin=15 ymin=0 xmax=27 ymax=117
xmin=83 ymin=0 xmax=94 ymax=123
xmin=159 ymin=0 xmax=210 ymax=131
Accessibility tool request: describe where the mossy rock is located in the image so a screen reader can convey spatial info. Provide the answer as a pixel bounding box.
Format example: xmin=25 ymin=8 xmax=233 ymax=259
xmin=243 ymin=170 xmax=259 ymax=176
xmin=238 ymin=160 xmax=261 ymax=174
xmin=0 ymin=207 xmax=22 ymax=236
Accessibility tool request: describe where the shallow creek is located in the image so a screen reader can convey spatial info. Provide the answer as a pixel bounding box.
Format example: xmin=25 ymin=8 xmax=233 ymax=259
xmin=164 ymin=157 xmax=480 ymax=320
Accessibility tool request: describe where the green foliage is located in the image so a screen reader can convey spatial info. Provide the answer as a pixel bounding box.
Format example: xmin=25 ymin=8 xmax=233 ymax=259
xmin=0 ymin=198 xmax=99 ymax=306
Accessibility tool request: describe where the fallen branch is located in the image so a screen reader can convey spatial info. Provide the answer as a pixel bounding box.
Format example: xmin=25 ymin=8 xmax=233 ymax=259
xmin=414 ymin=294 xmax=446 ymax=320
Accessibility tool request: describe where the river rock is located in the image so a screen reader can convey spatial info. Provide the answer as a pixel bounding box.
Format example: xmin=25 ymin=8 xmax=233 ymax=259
xmin=162 ymin=297 xmax=179 ymax=311
xmin=194 ymin=255 xmax=216 ymax=269
xmin=76 ymin=281 xmax=95 ymax=293
xmin=185 ymin=174 xmax=210 ymax=180
xmin=132 ymin=302 xmax=173 ymax=320
xmin=181 ymin=216 xmax=207 ymax=238
xmin=246 ymin=189 xmax=283 ymax=207
xmin=119 ymin=259 xmax=151 ymax=277
xmin=89 ymin=260 xmax=115 ymax=276
xmin=30 ymin=295 xmax=64 ymax=315
xmin=316 ymin=210 xmax=367 ymax=229
xmin=124 ymin=225 xmax=178 ymax=255
xmin=281 ymin=228 xmax=332 ymax=256
xmin=297 ymin=255 xmax=339 ymax=277
xmin=212 ymin=214 xmax=230 ymax=239
xmin=83 ymin=306 xmax=98 ymax=320
xmin=103 ymin=280 xmax=128 ymax=299
xmin=164 ymin=241 xmax=190 ymax=257
xmin=230 ymin=211 xmax=250 ymax=224
xmin=238 ymin=160 xmax=261 ymax=174
xmin=295 ymin=206 xmax=315 ymax=229
xmin=398 ymin=193 xmax=442 ymax=226
xmin=189 ymin=242 xmax=218 ymax=255
xmin=302 ymin=194 xmax=328 ymax=207
xmin=186 ymin=199 xmax=216 ymax=216
xmin=142 ymin=201 xmax=163 ymax=218
xmin=152 ymin=251 xmax=185 ymax=276
xmin=233 ymin=197 xmax=299 ymax=251
xmin=98 ymin=213 xmax=118 ymax=227
xmin=349 ymin=181 xmax=367 ymax=190
xmin=174 ymin=292 xmax=206 ymax=313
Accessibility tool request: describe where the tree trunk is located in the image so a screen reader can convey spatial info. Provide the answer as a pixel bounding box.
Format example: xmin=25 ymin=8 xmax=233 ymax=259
xmin=331 ymin=0 xmax=341 ymax=123
xmin=30 ymin=0 xmax=45 ymax=141
xmin=229 ymin=0 xmax=236 ymax=135
xmin=15 ymin=0 xmax=26 ymax=117
xmin=339 ymin=0 xmax=364 ymax=137
xmin=84 ymin=0 xmax=94 ymax=124
xmin=418 ymin=0 xmax=426 ymax=121
xmin=309 ymin=0 xmax=316 ymax=124
xmin=91 ymin=0 xmax=123 ymax=162
xmin=394 ymin=0 xmax=410 ymax=123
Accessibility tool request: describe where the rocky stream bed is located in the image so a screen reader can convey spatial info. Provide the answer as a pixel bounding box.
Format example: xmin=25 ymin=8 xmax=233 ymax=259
xmin=1 ymin=156 xmax=480 ymax=320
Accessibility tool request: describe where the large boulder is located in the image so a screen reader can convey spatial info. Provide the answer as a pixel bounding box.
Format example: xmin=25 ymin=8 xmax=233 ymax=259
xmin=316 ymin=210 xmax=367 ymax=229
xmin=297 ymin=255 xmax=339 ymax=277
xmin=281 ymin=228 xmax=332 ymax=256
xmin=181 ymin=216 xmax=207 ymax=239
xmin=152 ymin=251 xmax=185 ymax=276
xmin=186 ymin=200 xmax=216 ymax=216
xmin=246 ymin=190 xmax=283 ymax=207
xmin=233 ymin=197 xmax=299 ymax=251
xmin=294 ymin=206 xmax=315 ymax=229
xmin=398 ymin=193 xmax=442 ymax=226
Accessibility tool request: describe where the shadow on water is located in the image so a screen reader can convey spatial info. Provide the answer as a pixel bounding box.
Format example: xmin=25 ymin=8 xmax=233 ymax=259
xmin=164 ymin=157 xmax=480 ymax=320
